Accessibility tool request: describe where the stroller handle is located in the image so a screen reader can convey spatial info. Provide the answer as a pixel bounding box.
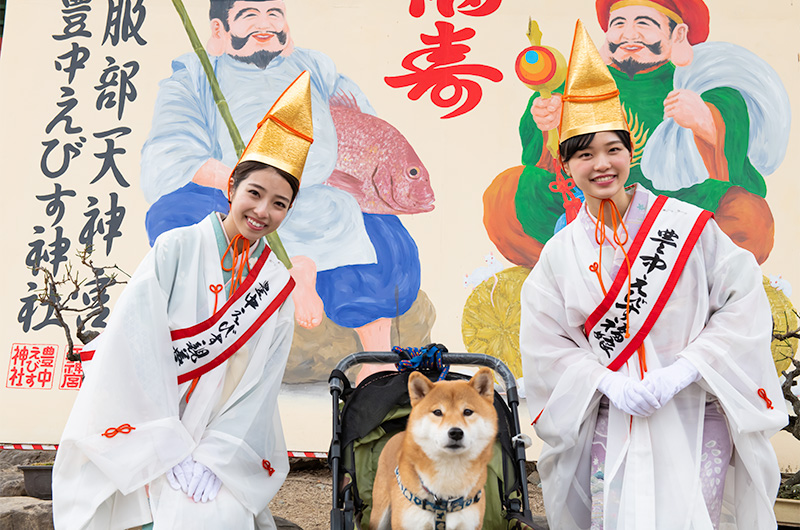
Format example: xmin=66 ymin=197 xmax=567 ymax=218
xmin=329 ymin=351 xmax=518 ymax=396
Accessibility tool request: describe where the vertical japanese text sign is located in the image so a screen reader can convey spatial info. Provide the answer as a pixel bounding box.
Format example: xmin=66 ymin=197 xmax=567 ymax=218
xmin=14 ymin=0 xmax=148 ymax=391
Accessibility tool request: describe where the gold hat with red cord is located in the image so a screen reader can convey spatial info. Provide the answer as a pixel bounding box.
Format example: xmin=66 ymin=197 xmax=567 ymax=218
xmin=229 ymin=70 xmax=313 ymax=197
xmin=559 ymin=19 xmax=628 ymax=143
xmin=595 ymin=0 xmax=710 ymax=45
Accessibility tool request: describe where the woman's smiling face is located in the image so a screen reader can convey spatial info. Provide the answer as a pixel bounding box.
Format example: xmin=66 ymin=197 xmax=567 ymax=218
xmin=223 ymin=165 xmax=293 ymax=244
xmin=562 ymin=130 xmax=631 ymax=209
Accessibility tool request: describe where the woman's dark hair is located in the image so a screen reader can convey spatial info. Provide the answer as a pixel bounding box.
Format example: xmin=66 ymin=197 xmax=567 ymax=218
xmin=559 ymin=130 xmax=632 ymax=163
xmin=230 ymin=160 xmax=300 ymax=204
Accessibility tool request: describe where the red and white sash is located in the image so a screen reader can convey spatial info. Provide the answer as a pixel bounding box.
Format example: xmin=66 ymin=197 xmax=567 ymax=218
xmin=171 ymin=247 xmax=294 ymax=384
xmin=78 ymin=248 xmax=294 ymax=382
xmin=584 ymin=195 xmax=712 ymax=371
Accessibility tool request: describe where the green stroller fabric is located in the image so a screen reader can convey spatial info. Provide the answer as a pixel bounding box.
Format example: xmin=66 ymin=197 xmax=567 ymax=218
xmin=335 ymin=369 xmax=528 ymax=529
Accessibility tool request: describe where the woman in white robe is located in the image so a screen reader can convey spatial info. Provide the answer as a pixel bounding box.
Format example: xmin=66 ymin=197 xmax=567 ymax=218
xmin=520 ymin=22 xmax=787 ymax=530
xmin=521 ymin=179 xmax=787 ymax=529
xmin=53 ymin=203 xmax=294 ymax=529
xmin=53 ymin=72 xmax=315 ymax=530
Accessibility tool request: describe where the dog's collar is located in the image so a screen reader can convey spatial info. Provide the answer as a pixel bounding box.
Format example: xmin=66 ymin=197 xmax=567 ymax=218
xmin=394 ymin=466 xmax=482 ymax=529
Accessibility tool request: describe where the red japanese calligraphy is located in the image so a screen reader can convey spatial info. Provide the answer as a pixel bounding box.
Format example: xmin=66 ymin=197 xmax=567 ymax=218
xmin=60 ymin=346 xmax=85 ymax=390
xmin=385 ymin=21 xmax=503 ymax=119
xmin=6 ymin=343 xmax=58 ymax=389
xmin=409 ymin=0 xmax=502 ymax=18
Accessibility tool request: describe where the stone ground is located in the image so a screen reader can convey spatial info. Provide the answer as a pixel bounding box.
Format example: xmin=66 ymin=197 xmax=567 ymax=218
xmin=0 ymin=449 xmax=57 ymax=530
xmin=0 ymin=450 xmax=547 ymax=529
xmin=8 ymin=450 xmax=795 ymax=529
xmin=270 ymin=458 xmax=548 ymax=529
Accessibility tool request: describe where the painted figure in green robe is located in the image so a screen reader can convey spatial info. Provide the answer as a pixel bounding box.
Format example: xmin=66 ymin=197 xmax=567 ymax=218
xmin=486 ymin=0 xmax=790 ymax=266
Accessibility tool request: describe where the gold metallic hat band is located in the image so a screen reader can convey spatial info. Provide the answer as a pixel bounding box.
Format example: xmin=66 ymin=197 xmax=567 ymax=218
xmin=559 ymin=122 xmax=629 ymax=145
xmin=610 ymin=0 xmax=684 ymax=25
xmin=562 ymin=89 xmax=620 ymax=102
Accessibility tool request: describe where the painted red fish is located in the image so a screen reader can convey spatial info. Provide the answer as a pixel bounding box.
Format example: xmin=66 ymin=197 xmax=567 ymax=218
xmin=326 ymin=95 xmax=434 ymax=214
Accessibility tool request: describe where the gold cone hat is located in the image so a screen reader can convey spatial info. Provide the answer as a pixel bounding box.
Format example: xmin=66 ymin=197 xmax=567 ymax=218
xmin=559 ymin=20 xmax=627 ymax=143
xmin=238 ymin=70 xmax=313 ymax=183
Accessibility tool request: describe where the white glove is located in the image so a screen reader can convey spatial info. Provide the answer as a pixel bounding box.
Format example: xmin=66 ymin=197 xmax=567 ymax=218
xmin=597 ymin=371 xmax=660 ymax=417
xmin=186 ymin=460 xmax=223 ymax=503
xmin=642 ymin=357 xmax=700 ymax=407
xmin=166 ymin=455 xmax=195 ymax=493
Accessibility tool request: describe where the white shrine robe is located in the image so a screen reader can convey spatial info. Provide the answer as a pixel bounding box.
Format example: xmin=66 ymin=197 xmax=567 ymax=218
xmin=53 ymin=214 xmax=294 ymax=530
xmin=520 ymin=187 xmax=787 ymax=529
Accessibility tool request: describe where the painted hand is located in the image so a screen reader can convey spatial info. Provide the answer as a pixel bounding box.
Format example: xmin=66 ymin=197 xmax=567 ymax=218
xmin=642 ymin=357 xmax=701 ymax=407
xmin=192 ymin=158 xmax=234 ymax=192
xmin=597 ymin=371 xmax=660 ymax=417
xmin=663 ymin=90 xmax=716 ymax=144
xmin=530 ymin=93 xmax=562 ymax=132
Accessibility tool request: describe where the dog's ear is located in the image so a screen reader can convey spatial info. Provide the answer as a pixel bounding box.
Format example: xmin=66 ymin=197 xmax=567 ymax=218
xmin=470 ymin=368 xmax=494 ymax=402
xmin=408 ymin=372 xmax=434 ymax=405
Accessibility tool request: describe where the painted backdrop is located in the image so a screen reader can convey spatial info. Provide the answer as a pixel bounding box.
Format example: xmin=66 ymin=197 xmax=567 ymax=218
xmin=0 ymin=1 xmax=798 ymax=463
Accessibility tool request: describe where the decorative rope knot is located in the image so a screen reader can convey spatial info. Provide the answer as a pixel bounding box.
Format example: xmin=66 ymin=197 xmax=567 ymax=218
xmin=209 ymin=283 xmax=224 ymax=313
xmin=262 ymin=459 xmax=275 ymax=476
xmin=102 ymin=423 xmax=135 ymax=438
xmin=393 ymin=343 xmax=450 ymax=381
xmin=757 ymin=388 xmax=774 ymax=410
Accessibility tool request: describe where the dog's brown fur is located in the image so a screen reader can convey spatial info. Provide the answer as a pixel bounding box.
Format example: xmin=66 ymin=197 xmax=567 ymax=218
xmin=369 ymin=368 xmax=498 ymax=530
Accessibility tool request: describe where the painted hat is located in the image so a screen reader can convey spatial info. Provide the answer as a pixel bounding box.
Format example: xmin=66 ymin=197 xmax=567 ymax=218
xmin=596 ymin=0 xmax=710 ymax=45
xmin=559 ymin=20 xmax=628 ymax=144
xmin=232 ymin=70 xmax=313 ymax=195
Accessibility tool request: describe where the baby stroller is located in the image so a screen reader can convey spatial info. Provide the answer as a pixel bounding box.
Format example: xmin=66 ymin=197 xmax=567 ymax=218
xmin=328 ymin=344 xmax=546 ymax=529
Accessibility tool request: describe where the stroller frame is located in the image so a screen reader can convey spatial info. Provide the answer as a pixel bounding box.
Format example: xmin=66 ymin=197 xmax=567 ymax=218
xmin=328 ymin=351 xmax=533 ymax=529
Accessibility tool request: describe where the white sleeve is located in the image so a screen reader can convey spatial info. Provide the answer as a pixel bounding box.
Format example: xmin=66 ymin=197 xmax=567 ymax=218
xmin=520 ymin=253 xmax=608 ymax=450
xmin=71 ymin=247 xmax=197 ymax=492
xmin=192 ymin=298 xmax=295 ymax=514
xmin=679 ymin=220 xmax=787 ymax=435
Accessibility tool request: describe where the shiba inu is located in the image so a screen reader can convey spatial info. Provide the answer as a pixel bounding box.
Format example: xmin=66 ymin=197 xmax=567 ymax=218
xmin=370 ymin=368 xmax=498 ymax=530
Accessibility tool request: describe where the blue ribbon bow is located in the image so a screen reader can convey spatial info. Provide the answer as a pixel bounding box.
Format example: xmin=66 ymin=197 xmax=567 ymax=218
xmin=393 ymin=344 xmax=450 ymax=381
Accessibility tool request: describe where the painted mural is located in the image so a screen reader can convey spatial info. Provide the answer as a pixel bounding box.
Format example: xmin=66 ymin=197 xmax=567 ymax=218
xmin=0 ymin=0 xmax=797 ymax=456
xmin=137 ymin=1 xmax=437 ymax=383
xmin=0 ymin=0 xmax=521 ymax=448
xmin=467 ymin=0 xmax=793 ymax=378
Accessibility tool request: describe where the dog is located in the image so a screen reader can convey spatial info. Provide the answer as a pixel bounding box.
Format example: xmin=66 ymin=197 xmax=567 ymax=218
xmin=369 ymin=368 xmax=498 ymax=530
